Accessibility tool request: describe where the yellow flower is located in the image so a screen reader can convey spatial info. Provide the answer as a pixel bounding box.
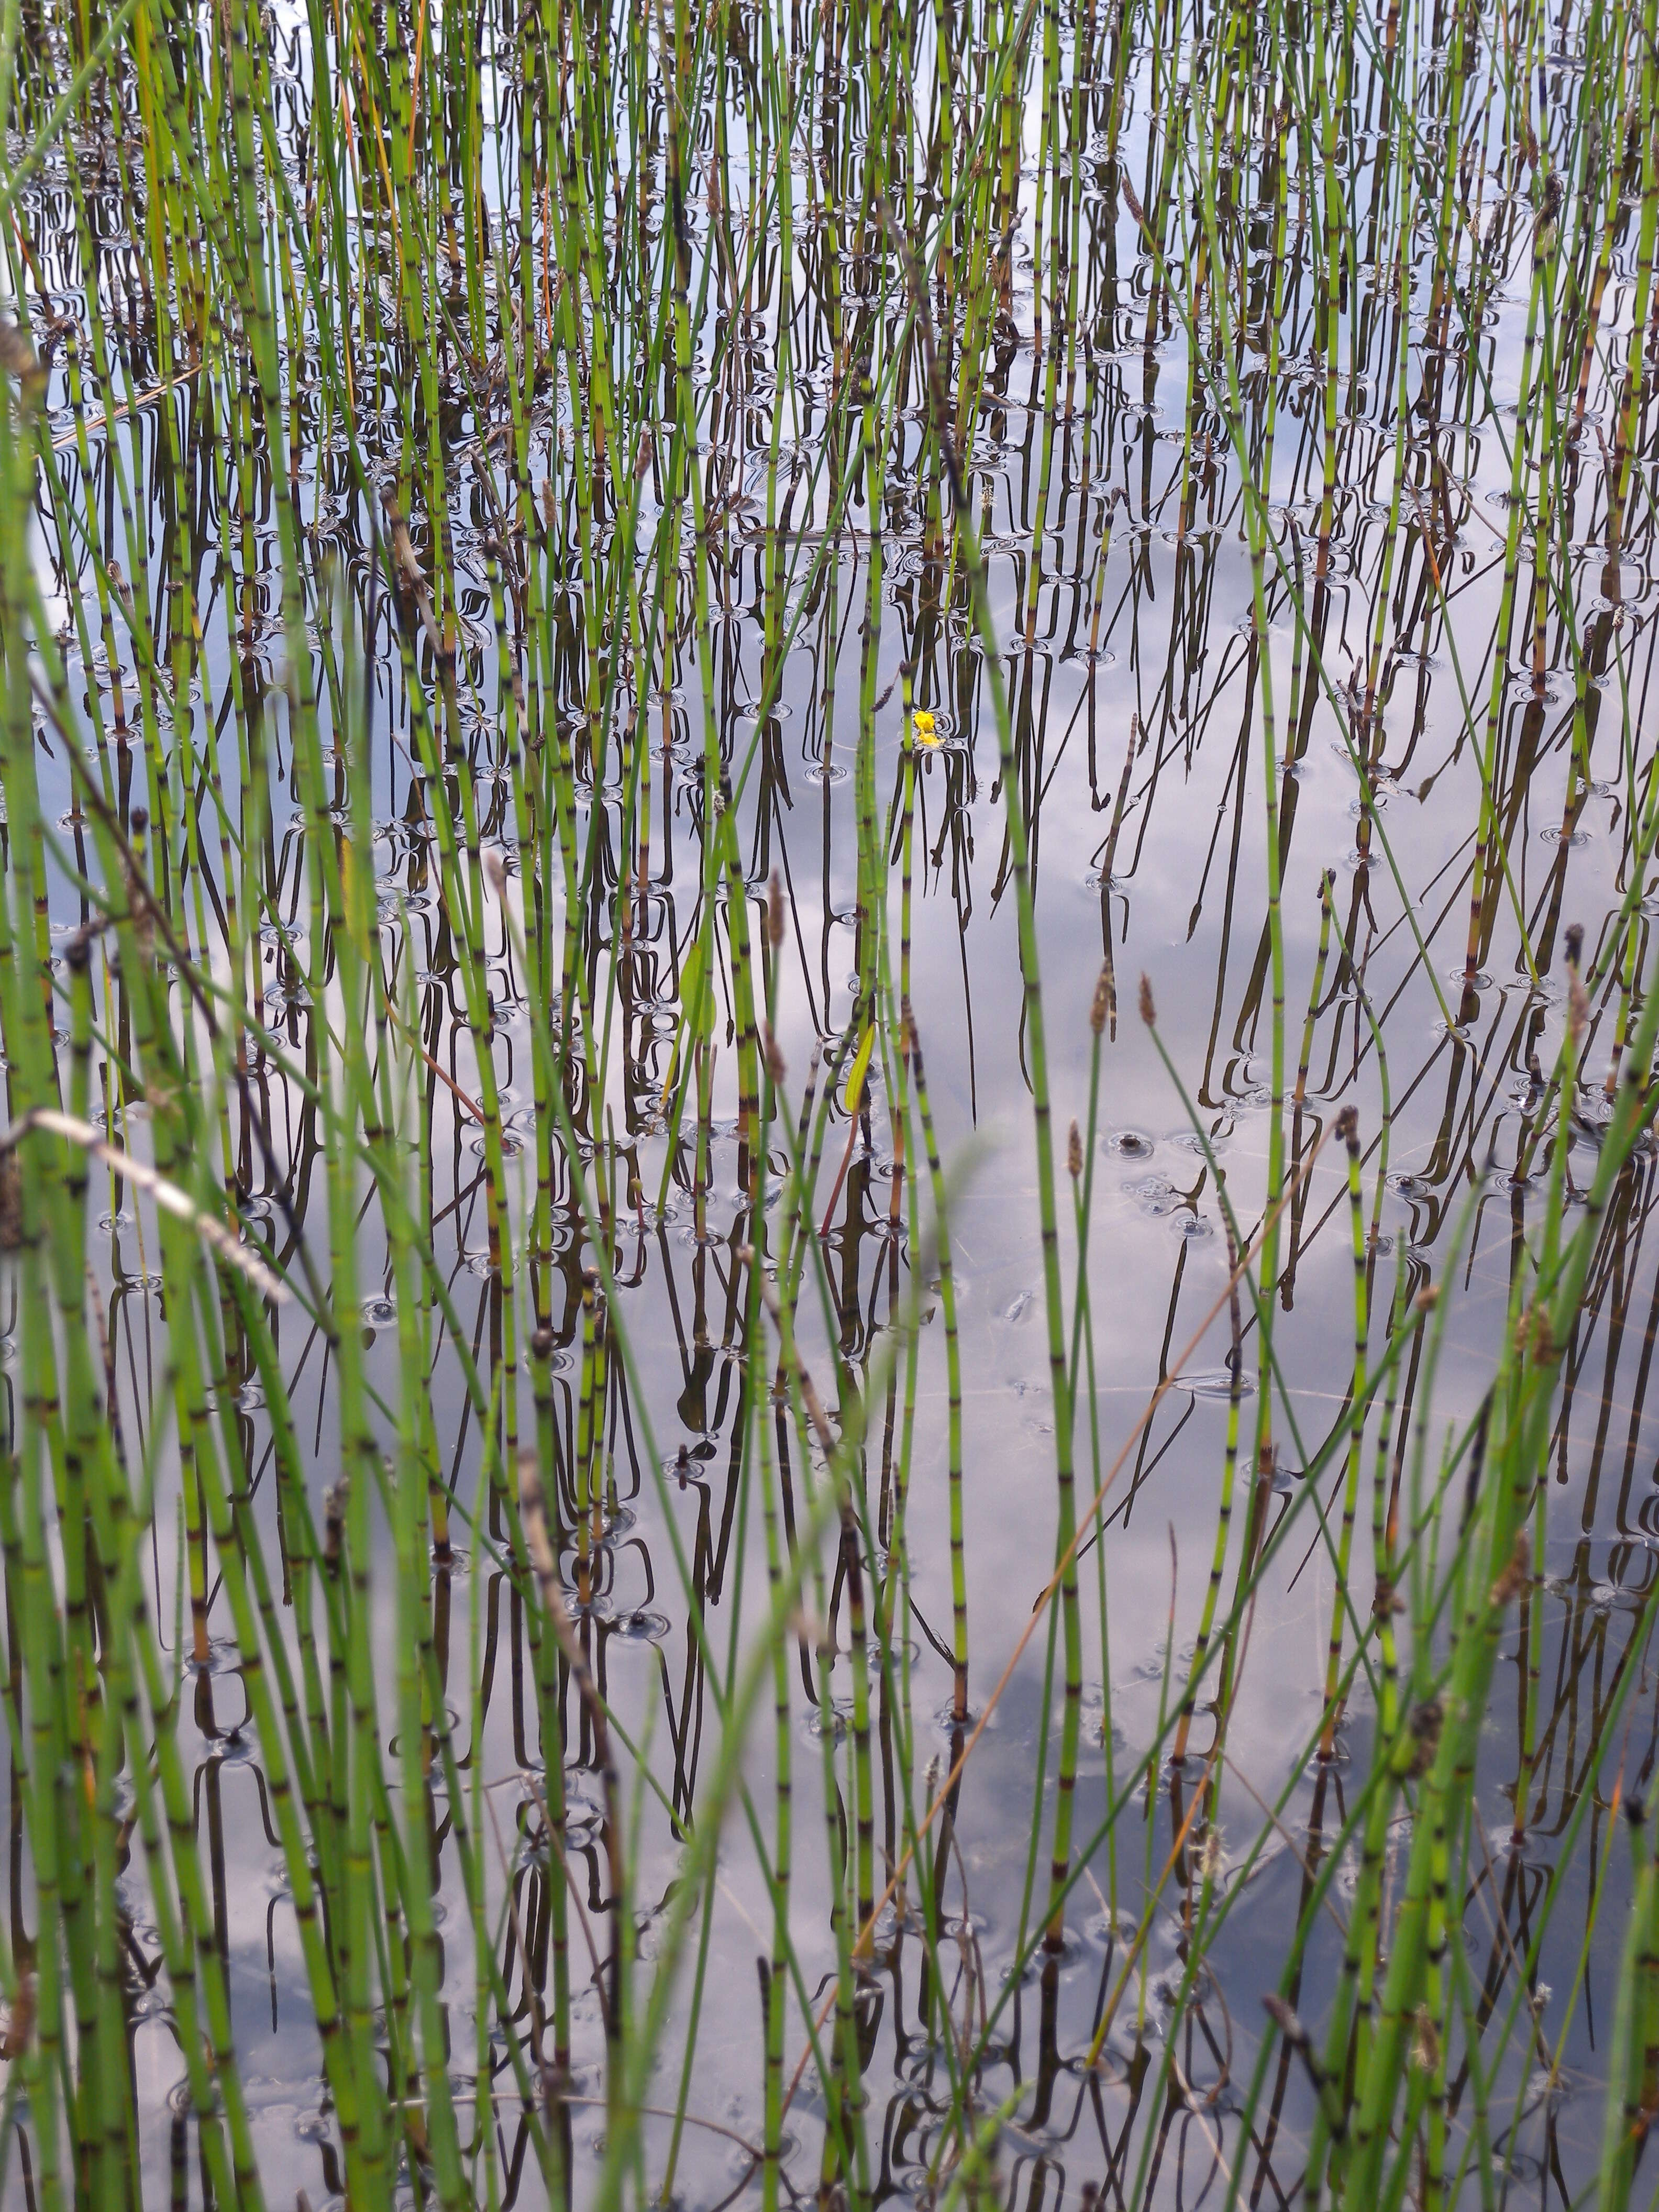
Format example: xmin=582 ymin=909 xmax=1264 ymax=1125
xmin=913 ymin=710 xmax=938 ymax=746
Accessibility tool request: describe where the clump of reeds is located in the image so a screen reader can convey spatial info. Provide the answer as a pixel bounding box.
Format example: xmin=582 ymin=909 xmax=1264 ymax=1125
xmin=0 ymin=0 xmax=1657 ymax=2207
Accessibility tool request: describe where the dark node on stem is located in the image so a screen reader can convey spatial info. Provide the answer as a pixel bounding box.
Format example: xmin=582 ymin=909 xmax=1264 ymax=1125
xmin=1407 ymin=1697 xmax=1444 ymax=1777
xmin=1489 ymin=1530 xmax=1531 ymax=1609
xmin=0 ymin=1152 xmax=21 ymax=1253
xmin=0 ymin=1973 xmax=32 ymax=2060
xmin=322 ymin=1480 xmax=348 ymax=1566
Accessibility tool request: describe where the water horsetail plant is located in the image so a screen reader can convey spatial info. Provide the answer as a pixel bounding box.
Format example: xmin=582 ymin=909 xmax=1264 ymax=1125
xmin=4 ymin=0 xmax=1659 ymax=2208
